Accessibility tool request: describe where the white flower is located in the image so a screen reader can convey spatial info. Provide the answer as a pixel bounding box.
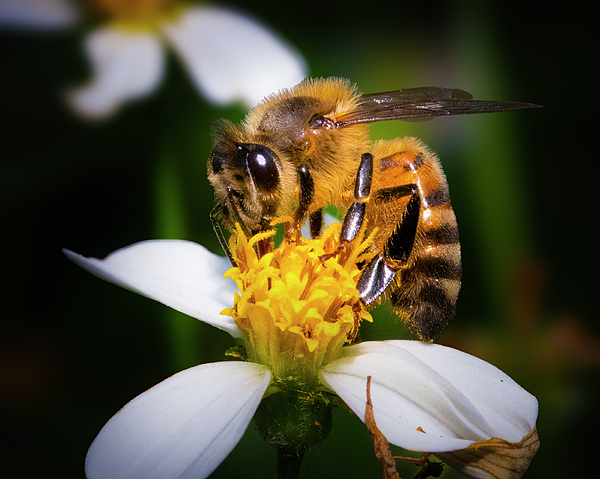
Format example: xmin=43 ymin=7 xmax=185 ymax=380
xmin=0 ymin=0 xmax=77 ymax=30
xmin=1 ymin=1 xmax=306 ymax=117
xmin=64 ymin=236 xmax=539 ymax=479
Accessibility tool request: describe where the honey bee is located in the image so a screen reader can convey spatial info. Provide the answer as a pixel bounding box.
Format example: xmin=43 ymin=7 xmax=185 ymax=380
xmin=208 ymin=77 xmax=539 ymax=341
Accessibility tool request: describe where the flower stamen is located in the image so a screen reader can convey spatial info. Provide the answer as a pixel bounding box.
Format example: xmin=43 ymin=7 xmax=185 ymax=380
xmin=221 ymin=220 xmax=373 ymax=385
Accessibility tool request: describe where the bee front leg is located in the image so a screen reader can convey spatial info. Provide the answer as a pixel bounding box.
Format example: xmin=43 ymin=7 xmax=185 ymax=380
xmin=225 ymin=186 xmax=248 ymax=233
xmin=309 ymin=209 xmax=323 ymax=238
xmin=295 ymin=165 xmax=315 ymax=223
xmin=210 ymin=202 xmax=237 ymax=266
xmin=210 ymin=186 xmax=256 ymax=266
xmin=357 ymin=185 xmax=420 ymax=304
xmin=286 ymin=165 xmax=315 ymax=242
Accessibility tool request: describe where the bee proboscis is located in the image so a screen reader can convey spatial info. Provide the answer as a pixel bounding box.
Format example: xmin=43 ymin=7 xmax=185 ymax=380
xmin=208 ymin=77 xmax=539 ymax=341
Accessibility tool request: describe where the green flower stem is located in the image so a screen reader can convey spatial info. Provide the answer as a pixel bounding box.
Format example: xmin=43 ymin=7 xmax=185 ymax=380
xmin=254 ymin=388 xmax=334 ymax=478
xmin=275 ymin=446 xmax=305 ymax=479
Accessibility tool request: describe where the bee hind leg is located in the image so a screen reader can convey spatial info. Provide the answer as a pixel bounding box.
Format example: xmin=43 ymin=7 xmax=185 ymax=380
xmin=357 ymin=186 xmax=420 ymax=307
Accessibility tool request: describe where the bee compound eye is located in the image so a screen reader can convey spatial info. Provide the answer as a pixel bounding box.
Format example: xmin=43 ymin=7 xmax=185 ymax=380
xmin=210 ymin=150 xmax=228 ymax=175
xmin=243 ymin=144 xmax=280 ymax=193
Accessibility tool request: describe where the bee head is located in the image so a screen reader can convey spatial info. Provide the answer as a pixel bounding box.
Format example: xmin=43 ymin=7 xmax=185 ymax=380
xmin=208 ymin=120 xmax=285 ymax=232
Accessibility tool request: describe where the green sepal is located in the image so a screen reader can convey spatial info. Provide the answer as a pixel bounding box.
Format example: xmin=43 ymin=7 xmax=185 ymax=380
xmin=224 ymin=345 xmax=248 ymax=361
xmin=253 ymin=387 xmax=334 ymax=453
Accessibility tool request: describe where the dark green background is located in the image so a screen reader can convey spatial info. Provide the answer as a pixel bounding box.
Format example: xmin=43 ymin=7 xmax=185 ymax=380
xmin=1 ymin=1 xmax=596 ymax=478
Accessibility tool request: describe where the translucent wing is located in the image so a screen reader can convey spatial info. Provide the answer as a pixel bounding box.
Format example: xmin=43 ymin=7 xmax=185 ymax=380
xmin=334 ymin=86 xmax=541 ymax=127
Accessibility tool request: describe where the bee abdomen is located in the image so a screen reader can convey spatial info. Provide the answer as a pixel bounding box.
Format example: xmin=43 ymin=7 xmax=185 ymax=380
xmin=390 ymin=205 xmax=462 ymax=341
xmin=422 ymin=223 xmax=460 ymax=246
xmin=366 ymin=138 xmax=462 ymax=340
xmin=406 ymin=254 xmax=462 ymax=281
xmin=390 ymin=207 xmax=461 ymax=341
xmin=390 ymin=273 xmax=459 ymax=342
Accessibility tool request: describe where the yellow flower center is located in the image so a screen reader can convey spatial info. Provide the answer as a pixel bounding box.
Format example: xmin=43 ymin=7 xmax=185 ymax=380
xmin=91 ymin=0 xmax=182 ymax=29
xmin=222 ymin=220 xmax=373 ymax=388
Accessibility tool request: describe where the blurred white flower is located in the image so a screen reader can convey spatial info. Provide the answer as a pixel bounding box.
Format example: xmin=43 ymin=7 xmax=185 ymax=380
xmin=0 ymin=0 xmax=76 ymax=29
xmin=1 ymin=0 xmax=307 ymax=117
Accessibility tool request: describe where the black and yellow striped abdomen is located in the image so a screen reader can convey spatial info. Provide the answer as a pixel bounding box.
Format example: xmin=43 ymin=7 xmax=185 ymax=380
xmin=364 ymin=137 xmax=461 ymax=341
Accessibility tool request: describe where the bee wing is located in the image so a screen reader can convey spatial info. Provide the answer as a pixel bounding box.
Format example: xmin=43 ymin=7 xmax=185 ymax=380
xmin=335 ymin=86 xmax=541 ymax=127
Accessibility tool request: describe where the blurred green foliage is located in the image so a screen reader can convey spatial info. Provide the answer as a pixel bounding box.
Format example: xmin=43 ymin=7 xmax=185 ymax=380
xmin=1 ymin=1 xmax=596 ymax=478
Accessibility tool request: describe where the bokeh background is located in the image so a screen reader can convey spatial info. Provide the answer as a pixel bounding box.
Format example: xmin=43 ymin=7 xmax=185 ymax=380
xmin=1 ymin=1 xmax=596 ymax=478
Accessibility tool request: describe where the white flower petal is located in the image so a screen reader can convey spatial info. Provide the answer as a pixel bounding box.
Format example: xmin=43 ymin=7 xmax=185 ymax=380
xmin=67 ymin=26 xmax=164 ymax=118
xmin=376 ymin=341 xmax=538 ymax=442
xmin=85 ymin=361 xmax=271 ymax=479
xmin=163 ymin=6 xmax=306 ymax=108
xmin=0 ymin=0 xmax=77 ymax=30
xmin=321 ymin=340 xmax=537 ymax=453
xmin=63 ymin=240 xmax=241 ymax=338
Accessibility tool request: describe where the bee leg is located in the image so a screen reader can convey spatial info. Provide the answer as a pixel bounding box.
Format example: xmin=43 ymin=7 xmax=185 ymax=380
xmin=319 ymin=153 xmax=373 ymax=262
xmin=225 ymin=186 xmax=249 ymax=234
xmin=296 ymin=165 xmax=315 ymax=223
xmin=384 ymin=185 xmax=420 ymax=263
xmin=210 ymin=202 xmax=237 ymax=266
xmin=286 ymin=165 xmax=315 ymax=242
xmin=211 ymin=186 xmax=255 ymax=266
xmin=309 ymin=209 xmax=323 ymax=238
xmin=340 ymin=153 xmax=373 ymax=244
xmin=357 ymin=186 xmax=420 ymax=305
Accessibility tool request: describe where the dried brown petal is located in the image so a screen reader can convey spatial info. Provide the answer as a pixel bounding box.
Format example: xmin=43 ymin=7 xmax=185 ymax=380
xmin=436 ymin=427 xmax=540 ymax=479
xmin=365 ymin=376 xmax=401 ymax=479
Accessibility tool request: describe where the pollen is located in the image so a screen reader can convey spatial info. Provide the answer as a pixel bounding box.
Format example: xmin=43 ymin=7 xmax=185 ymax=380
xmin=221 ymin=221 xmax=373 ymax=384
